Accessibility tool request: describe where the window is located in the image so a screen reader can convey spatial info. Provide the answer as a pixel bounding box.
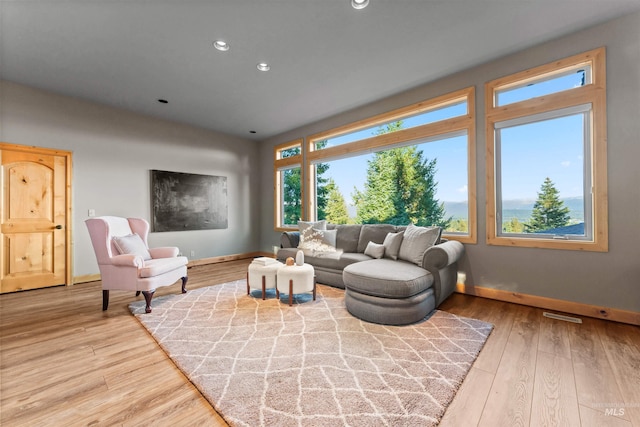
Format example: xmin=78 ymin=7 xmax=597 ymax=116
xmin=486 ymin=47 xmax=607 ymax=251
xmin=314 ymin=101 xmax=468 ymax=150
xmin=312 ymin=132 xmax=470 ymax=232
xmin=274 ymin=139 xmax=303 ymax=230
xmin=306 ymin=87 xmax=476 ymax=243
xmin=495 ymin=66 xmax=591 ymax=106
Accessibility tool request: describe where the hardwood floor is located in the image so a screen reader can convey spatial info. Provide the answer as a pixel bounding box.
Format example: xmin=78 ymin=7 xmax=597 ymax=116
xmin=439 ymin=294 xmax=640 ymax=427
xmin=1 ymin=259 xmax=638 ymax=426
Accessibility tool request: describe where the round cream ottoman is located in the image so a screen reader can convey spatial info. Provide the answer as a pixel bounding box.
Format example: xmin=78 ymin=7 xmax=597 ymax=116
xmin=247 ymin=260 xmax=282 ymax=300
xmin=276 ymin=263 xmax=316 ymax=306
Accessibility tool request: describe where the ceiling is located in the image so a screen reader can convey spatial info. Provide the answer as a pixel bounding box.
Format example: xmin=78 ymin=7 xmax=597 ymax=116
xmin=2 ymin=1 xmax=640 ymax=141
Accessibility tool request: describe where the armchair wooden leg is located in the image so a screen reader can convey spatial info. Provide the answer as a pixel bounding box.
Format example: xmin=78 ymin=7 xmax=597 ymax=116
xmin=141 ymin=290 xmax=155 ymax=313
xmin=181 ymin=276 xmax=188 ymax=294
xmin=102 ymin=290 xmax=109 ymax=311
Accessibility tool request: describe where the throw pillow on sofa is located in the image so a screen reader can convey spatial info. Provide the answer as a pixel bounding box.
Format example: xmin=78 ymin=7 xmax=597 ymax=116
xmin=398 ymin=224 xmax=442 ymax=266
xmin=382 ymin=231 xmax=404 ymax=260
xmin=298 ymin=220 xmax=326 ymax=246
xmin=298 ymin=225 xmax=339 ymax=255
xmin=364 ymin=241 xmax=385 ymax=259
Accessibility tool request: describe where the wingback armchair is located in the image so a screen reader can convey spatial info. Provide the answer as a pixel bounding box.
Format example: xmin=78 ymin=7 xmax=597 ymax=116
xmin=85 ymin=216 xmax=188 ymax=313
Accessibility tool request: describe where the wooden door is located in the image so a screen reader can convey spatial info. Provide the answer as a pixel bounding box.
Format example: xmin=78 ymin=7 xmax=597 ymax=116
xmin=1 ymin=143 xmax=72 ymax=293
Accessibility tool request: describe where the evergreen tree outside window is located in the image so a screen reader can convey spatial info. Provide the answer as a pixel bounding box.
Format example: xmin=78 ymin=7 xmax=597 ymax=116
xmin=526 ymin=177 xmax=571 ymax=233
xmin=281 ymin=166 xmax=301 ymax=225
xmin=323 ymin=179 xmax=350 ymax=224
xmin=351 ymin=122 xmax=452 ymax=227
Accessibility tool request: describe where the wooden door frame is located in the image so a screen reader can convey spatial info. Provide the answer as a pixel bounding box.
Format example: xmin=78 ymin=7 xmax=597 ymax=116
xmin=1 ymin=142 xmax=73 ymax=287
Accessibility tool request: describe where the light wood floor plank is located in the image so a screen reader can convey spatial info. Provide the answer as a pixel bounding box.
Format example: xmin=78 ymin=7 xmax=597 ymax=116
xmin=531 ymin=351 xmax=581 ymax=427
xmin=478 ymin=305 xmax=540 ymax=427
xmin=568 ymin=318 xmax=631 ymax=422
xmin=469 ymin=300 xmax=517 ymax=375
xmin=597 ymin=320 xmax=640 ymax=426
xmin=538 ymin=313 xmax=572 ymax=359
xmin=439 ymin=366 xmax=494 ymax=426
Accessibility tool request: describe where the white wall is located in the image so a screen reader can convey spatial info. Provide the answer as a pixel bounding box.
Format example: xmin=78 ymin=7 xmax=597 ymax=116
xmin=1 ymin=81 xmax=261 ymax=276
xmin=259 ymin=12 xmax=640 ymax=313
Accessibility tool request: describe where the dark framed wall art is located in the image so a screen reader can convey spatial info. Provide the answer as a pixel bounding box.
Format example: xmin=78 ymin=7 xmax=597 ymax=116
xmin=151 ymin=170 xmax=228 ymax=232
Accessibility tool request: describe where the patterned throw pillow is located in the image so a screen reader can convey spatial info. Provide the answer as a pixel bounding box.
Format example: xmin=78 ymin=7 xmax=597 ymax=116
xmin=299 ymin=229 xmax=338 ymax=254
xmin=298 ymin=220 xmax=327 ymax=247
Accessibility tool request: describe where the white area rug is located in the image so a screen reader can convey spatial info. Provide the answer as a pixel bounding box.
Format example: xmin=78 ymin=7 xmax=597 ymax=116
xmin=130 ymin=280 xmax=492 ymax=426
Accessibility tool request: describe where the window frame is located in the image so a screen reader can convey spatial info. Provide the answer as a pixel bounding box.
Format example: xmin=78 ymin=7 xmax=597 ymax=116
xmin=273 ymin=139 xmax=303 ymax=231
xmin=306 ymin=87 xmax=477 ymax=244
xmin=485 ymin=47 xmax=607 ymax=251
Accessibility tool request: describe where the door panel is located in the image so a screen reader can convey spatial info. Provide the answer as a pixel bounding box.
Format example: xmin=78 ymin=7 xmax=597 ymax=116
xmin=1 ymin=145 xmax=69 ymax=293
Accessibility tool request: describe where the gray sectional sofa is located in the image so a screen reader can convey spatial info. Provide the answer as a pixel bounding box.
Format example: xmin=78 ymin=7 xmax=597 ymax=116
xmin=277 ymin=223 xmax=464 ymax=325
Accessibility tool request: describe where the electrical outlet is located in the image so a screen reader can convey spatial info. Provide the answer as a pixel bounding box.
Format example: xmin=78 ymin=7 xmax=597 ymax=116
xmin=88 ymin=209 xmax=96 ymax=217
xmin=190 ymin=250 xmax=195 ymax=258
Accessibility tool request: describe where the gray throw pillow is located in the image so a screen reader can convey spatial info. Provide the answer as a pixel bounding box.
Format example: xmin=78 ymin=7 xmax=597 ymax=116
xmin=112 ymin=233 xmax=152 ymax=260
xmin=364 ymin=241 xmax=385 ymax=259
xmin=382 ymin=231 xmax=404 ymax=260
xmin=398 ymin=224 xmax=442 ymax=266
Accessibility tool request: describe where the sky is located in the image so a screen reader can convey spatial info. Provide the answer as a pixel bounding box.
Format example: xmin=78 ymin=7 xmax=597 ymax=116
xmin=315 ymin=70 xmax=587 ymax=211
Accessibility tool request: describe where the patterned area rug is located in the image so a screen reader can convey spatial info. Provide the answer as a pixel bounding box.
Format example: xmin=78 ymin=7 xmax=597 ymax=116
xmin=130 ymin=280 xmax=492 ymax=426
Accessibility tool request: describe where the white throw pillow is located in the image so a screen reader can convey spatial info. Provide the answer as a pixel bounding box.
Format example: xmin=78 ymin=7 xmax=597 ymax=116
xmin=382 ymin=231 xmax=404 ymax=260
xmin=398 ymin=224 xmax=441 ymax=266
xmin=112 ymin=233 xmax=152 ymax=260
xmin=364 ymin=241 xmax=385 ymax=259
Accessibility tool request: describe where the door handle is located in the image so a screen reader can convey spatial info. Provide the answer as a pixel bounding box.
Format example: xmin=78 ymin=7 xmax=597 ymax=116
xmin=55 ymin=225 xmax=63 ymax=229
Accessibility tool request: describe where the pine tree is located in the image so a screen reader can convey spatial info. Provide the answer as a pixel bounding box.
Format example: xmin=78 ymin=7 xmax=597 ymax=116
xmin=324 ymin=179 xmax=350 ymax=224
xmin=525 ymin=177 xmax=571 ymax=232
xmin=353 ymin=121 xmax=451 ymax=227
xmin=283 ymin=167 xmax=302 ymax=225
xmin=503 ymin=217 xmax=525 ymax=233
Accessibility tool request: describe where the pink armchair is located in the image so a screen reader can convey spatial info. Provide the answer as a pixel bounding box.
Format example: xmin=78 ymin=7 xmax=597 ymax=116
xmin=85 ymin=216 xmax=188 ymax=313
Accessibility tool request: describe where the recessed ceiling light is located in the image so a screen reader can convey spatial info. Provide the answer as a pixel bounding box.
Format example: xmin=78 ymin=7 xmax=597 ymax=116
xmin=213 ymin=40 xmax=230 ymax=51
xmin=257 ymin=63 xmax=270 ymax=72
xmin=351 ymin=0 xmax=369 ymax=9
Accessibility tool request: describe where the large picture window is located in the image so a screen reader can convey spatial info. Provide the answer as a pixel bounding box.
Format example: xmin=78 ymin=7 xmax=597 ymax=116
xmin=312 ymin=133 xmax=469 ymax=232
xmin=307 ymin=87 xmax=476 ymax=243
xmin=486 ymin=47 xmax=607 ymax=251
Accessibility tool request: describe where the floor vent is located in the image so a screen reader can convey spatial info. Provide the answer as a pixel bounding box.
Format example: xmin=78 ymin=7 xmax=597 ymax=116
xmin=543 ymin=311 xmax=582 ymax=323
